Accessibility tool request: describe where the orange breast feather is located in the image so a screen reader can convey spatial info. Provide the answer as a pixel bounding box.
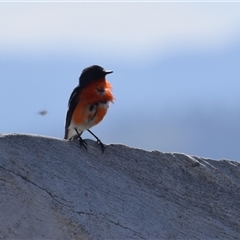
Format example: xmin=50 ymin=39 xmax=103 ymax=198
xmin=72 ymin=79 xmax=114 ymax=125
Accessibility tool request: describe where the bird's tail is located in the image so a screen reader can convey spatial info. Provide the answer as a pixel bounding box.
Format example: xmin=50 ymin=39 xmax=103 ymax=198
xmin=64 ymin=128 xmax=69 ymax=139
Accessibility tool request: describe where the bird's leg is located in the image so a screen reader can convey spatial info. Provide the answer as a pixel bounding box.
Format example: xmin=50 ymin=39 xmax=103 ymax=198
xmin=87 ymin=129 xmax=106 ymax=153
xmin=75 ymin=129 xmax=88 ymax=151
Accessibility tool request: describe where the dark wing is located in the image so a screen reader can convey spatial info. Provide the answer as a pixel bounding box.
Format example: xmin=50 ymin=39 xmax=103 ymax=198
xmin=64 ymin=85 xmax=82 ymax=139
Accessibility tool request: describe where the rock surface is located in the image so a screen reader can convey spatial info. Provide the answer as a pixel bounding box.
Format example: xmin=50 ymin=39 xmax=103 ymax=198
xmin=0 ymin=134 xmax=240 ymax=240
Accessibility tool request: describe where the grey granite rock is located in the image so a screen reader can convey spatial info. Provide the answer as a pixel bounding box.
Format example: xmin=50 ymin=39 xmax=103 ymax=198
xmin=0 ymin=134 xmax=240 ymax=239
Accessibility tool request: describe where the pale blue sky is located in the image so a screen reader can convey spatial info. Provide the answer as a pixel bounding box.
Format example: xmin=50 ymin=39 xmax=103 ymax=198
xmin=1 ymin=2 xmax=240 ymax=161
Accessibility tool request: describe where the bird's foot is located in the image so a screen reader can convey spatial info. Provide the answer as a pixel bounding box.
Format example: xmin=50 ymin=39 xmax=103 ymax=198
xmin=97 ymin=139 xmax=106 ymax=154
xmin=78 ymin=137 xmax=88 ymax=151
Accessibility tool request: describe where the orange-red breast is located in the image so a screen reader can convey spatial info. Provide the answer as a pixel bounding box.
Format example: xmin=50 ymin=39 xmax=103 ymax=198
xmin=64 ymin=65 xmax=114 ymax=153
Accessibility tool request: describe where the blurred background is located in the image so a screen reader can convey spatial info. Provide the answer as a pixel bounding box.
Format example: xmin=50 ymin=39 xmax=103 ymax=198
xmin=1 ymin=2 xmax=240 ymax=161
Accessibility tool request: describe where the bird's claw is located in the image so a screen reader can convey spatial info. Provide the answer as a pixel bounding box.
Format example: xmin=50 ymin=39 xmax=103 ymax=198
xmin=97 ymin=139 xmax=106 ymax=154
xmin=78 ymin=137 xmax=88 ymax=151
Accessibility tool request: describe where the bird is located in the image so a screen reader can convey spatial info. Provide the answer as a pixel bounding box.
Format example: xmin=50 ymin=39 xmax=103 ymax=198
xmin=38 ymin=110 xmax=48 ymax=116
xmin=64 ymin=65 xmax=114 ymax=153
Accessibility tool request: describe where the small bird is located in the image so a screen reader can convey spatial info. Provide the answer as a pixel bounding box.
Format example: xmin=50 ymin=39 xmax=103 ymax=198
xmin=38 ymin=110 xmax=48 ymax=116
xmin=64 ymin=65 xmax=114 ymax=153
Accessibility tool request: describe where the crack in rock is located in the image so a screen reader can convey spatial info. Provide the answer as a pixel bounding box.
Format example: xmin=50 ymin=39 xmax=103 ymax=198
xmin=76 ymin=211 xmax=147 ymax=239
xmin=0 ymin=165 xmax=71 ymax=208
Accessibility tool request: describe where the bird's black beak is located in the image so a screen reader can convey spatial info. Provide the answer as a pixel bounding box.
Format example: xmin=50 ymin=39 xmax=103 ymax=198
xmin=104 ymin=70 xmax=113 ymax=75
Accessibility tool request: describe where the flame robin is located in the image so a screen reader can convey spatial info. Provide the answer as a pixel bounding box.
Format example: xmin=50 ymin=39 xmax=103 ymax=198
xmin=64 ymin=65 xmax=114 ymax=153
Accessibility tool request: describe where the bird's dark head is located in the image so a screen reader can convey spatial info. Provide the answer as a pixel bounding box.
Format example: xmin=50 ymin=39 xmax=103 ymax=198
xmin=79 ymin=65 xmax=113 ymax=87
